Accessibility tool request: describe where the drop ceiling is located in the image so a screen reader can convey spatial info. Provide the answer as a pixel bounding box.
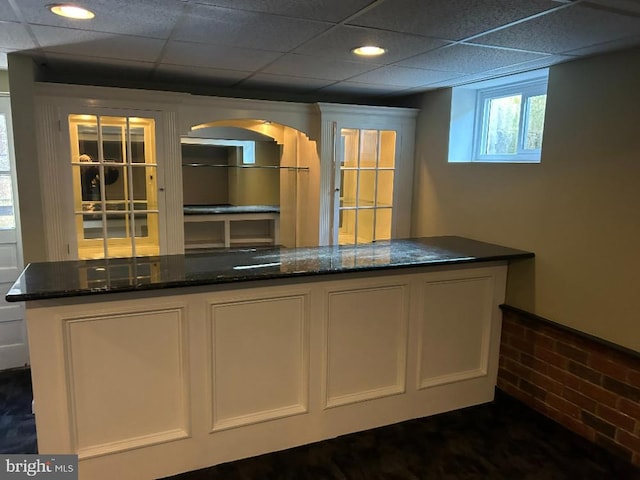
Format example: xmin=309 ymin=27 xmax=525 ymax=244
xmin=1 ymin=0 xmax=639 ymax=100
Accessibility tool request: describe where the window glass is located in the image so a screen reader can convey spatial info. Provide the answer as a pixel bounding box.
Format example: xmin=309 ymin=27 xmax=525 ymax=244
xmin=524 ymin=94 xmax=547 ymax=151
xmin=484 ymin=95 xmax=521 ymax=155
xmin=0 ymin=115 xmax=10 ymax=171
xmin=69 ymin=114 xmax=159 ymax=259
xmin=0 ymin=174 xmax=15 ymax=229
xmin=338 ymin=128 xmax=395 ymax=245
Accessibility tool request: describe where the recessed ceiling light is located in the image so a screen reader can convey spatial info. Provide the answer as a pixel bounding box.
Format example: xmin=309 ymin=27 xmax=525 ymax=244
xmin=352 ymin=46 xmax=386 ymax=57
xmin=48 ymin=4 xmax=95 ymax=20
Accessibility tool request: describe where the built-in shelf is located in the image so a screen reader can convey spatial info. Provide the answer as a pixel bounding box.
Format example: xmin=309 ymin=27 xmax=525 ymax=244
xmin=182 ymin=163 xmax=308 ymax=171
xmin=184 ymin=211 xmax=280 ymax=250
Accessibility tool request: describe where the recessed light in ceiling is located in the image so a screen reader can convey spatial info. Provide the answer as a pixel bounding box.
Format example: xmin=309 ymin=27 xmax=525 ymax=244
xmin=352 ymin=46 xmax=386 ymax=57
xmin=48 ymin=4 xmax=95 ymax=19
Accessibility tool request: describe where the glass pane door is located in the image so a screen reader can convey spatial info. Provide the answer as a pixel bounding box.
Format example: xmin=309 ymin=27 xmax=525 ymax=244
xmin=69 ymin=114 xmax=159 ymax=259
xmin=337 ymin=128 xmax=396 ymax=245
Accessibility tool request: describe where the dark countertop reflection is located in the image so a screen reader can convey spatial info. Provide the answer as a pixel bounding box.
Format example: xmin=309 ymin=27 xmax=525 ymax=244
xmin=6 ymin=236 xmax=534 ymax=302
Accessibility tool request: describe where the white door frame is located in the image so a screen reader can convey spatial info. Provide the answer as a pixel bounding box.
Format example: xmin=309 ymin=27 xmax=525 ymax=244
xmin=0 ymin=93 xmax=27 ymax=370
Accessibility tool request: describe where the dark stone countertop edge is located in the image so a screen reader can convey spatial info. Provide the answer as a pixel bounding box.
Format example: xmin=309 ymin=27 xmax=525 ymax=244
xmin=6 ymin=236 xmax=534 ymax=303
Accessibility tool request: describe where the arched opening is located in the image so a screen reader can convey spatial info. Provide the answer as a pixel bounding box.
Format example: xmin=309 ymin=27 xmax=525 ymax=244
xmin=181 ymin=119 xmax=320 ymax=250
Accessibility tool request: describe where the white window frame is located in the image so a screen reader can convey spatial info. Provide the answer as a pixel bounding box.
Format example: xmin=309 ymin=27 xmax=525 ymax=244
xmin=473 ymin=78 xmax=547 ymax=163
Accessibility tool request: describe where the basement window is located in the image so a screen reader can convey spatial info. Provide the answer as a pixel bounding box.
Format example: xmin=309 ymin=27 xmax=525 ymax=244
xmin=448 ymin=69 xmax=549 ymax=163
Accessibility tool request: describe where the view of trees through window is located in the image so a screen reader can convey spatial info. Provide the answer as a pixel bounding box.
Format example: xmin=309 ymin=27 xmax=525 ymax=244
xmin=0 ymin=114 xmax=16 ymax=229
xmin=481 ymin=89 xmax=547 ymax=157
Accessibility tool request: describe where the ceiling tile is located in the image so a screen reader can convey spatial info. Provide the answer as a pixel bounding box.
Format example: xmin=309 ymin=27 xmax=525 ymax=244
xmin=162 ymin=41 xmax=282 ymax=71
xmin=318 ymin=81 xmax=407 ymax=96
xmin=398 ymin=44 xmax=548 ymax=73
xmin=155 ymin=64 xmax=251 ymax=87
xmin=562 ymin=35 xmax=640 ymax=56
xmin=347 ymin=65 xmax=463 ymax=88
xmin=582 ymin=0 xmax=640 ymax=15
xmin=238 ymin=73 xmax=334 ymax=91
xmin=262 ymin=53 xmax=376 ymax=80
xmin=32 ymin=26 xmax=165 ymax=63
xmin=40 ymin=53 xmax=155 ymax=80
xmin=191 ymin=0 xmax=373 ymax=23
xmin=14 ymin=0 xmax=184 ymax=38
xmin=0 ymin=22 xmax=36 ymax=50
xmin=174 ymin=4 xmax=331 ymax=51
xmin=294 ymin=25 xmax=449 ymax=64
xmin=0 ymin=3 xmax=18 ymax=22
xmin=470 ymin=3 xmax=640 ymax=53
xmin=347 ymin=0 xmax=561 ymax=41
xmin=480 ymin=54 xmax=573 ymax=76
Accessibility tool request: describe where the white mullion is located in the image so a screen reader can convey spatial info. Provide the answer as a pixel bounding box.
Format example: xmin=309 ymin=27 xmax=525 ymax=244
xmin=354 ymin=130 xmax=362 ymax=244
xmin=126 ymin=117 xmax=137 ymax=258
xmin=516 ymin=93 xmax=528 ymax=155
xmin=96 ymin=115 xmax=109 ymax=259
xmin=372 ymin=131 xmax=380 ymax=241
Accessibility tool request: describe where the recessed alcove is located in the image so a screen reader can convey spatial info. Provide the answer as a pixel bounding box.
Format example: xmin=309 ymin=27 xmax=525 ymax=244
xmin=181 ymin=121 xmax=318 ymax=250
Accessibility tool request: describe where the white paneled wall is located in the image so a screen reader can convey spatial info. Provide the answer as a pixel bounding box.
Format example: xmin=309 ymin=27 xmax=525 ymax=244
xmin=26 ymin=263 xmax=507 ymax=479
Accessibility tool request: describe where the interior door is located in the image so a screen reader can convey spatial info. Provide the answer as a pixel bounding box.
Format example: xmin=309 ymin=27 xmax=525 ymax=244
xmin=333 ymin=127 xmax=397 ymax=245
xmin=0 ymin=95 xmax=27 ymax=370
xmin=67 ymin=113 xmax=161 ymax=260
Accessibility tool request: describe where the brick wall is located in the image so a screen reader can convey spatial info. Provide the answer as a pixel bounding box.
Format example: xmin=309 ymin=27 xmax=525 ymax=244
xmin=498 ymin=306 xmax=640 ymax=467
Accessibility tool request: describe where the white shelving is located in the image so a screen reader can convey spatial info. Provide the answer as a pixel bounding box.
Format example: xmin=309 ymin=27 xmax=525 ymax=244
xmin=184 ymin=212 xmax=280 ymax=250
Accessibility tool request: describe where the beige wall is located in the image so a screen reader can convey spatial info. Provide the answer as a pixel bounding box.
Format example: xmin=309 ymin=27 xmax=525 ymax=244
xmin=7 ymin=55 xmax=48 ymax=262
xmin=181 ymin=145 xmax=230 ymax=205
xmin=0 ymin=70 xmax=8 ymax=92
xmin=228 ymin=141 xmax=280 ymax=206
xmin=411 ymin=47 xmax=640 ymax=352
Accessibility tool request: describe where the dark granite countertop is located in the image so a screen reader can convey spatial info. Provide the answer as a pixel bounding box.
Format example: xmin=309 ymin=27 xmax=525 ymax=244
xmin=5 ymin=236 xmax=533 ymax=302
xmin=184 ymin=205 xmax=280 ymax=215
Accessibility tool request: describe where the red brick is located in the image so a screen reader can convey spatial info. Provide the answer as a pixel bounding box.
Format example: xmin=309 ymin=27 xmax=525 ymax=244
xmin=616 ymin=430 xmax=640 ymax=453
xmin=589 ymin=353 xmax=630 ymax=382
xmin=627 ymin=369 xmax=640 ymax=386
xmin=535 ymin=345 xmax=569 ymax=369
xmin=556 ymin=342 xmax=590 ymax=364
xmin=520 ymin=353 xmax=548 ymax=374
xmin=502 ymin=320 xmax=525 ymax=338
xmin=562 ymin=371 xmax=586 ymax=391
xmin=577 ymin=380 xmax=619 ymax=408
xmin=498 ymin=377 xmax=520 ymax=398
xmin=519 ymin=379 xmax=547 ymax=400
xmin=499 ymin=344 xmax=520 ymax=361
xmin=547 ymin=393 xmax=581 ymax=418
xmin=597 ymin=404 xmax=636 ymax=431
xmin=560 ymin=414 xmax=597 ymax=442
xmin=497 ymin=368 xmax=519 ymax=387
xmin=618 ymin=398 xmax=640 ymax=420
xmin=503 ymin=384 xmax=532 ymax=404
xmin=567 ymin=361 xmax=602 ymax=385
xmin=532 ymin=399 xmax=566 ymax=423
xmin=563 ymin=386 xmax=597 ymax=412
xmin=526 ymin=330 xmax=555 ymax=350
xmin=502 ymin=357 xmax=534 ymax=381
xmin=595 ymin=434 xmax=633 ymax=462
xmin=582 ymin=411 xmax=616 ymax=438
xmin=531 ymin=371 xmax=563 ymax=396
xmin=603 ymin=376 xmax=640 ymax=402
xmin=545 ymin=364 xmax=568 ymax=383
xmin=510 ymin=335 xmax=535 ymax=355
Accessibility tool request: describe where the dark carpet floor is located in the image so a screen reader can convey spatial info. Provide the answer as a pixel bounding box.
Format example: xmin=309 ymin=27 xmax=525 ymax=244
xmin=0 ymin=367 xmax=37 ymax=454
xmin=1 ymin=368 xmax=638 ymax=479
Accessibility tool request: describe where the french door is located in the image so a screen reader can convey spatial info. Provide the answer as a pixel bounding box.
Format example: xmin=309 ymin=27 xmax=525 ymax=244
xmin=335 ymin=128 xmax=397 ymax=245
xmin=68 ymin=114 xmax=160 ymax=259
